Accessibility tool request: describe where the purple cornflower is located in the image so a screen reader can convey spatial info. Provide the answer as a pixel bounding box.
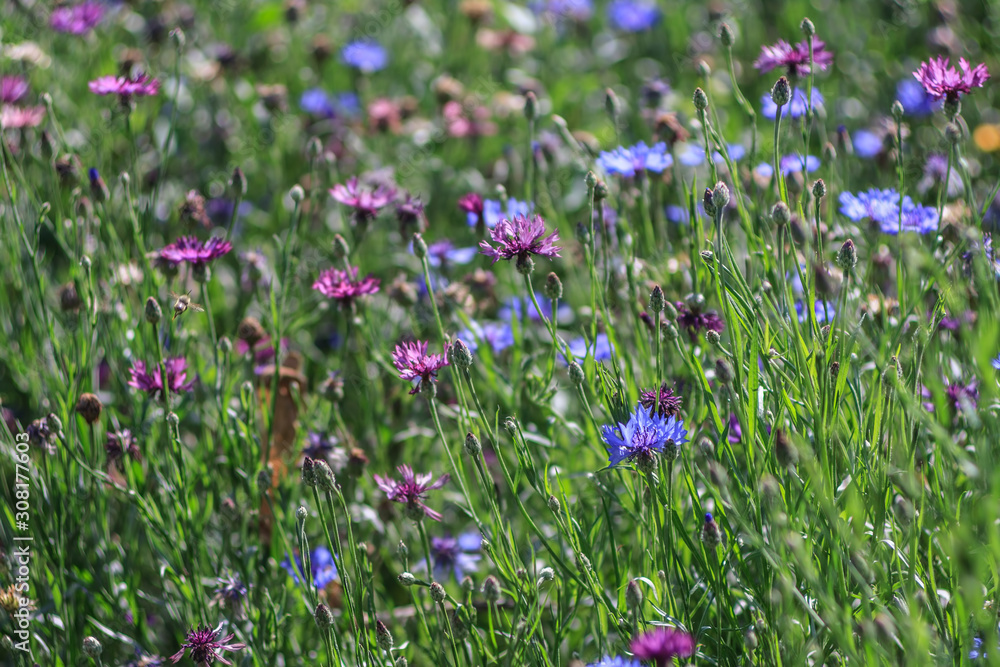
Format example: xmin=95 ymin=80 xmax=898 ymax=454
xmin=458 ymin=320 xmax=515 ymax=354
xmin=341 ymin=40 xmax=388 ymax=73
xmin=568 ymin=333 xmax=614 ymax=363
xmin=128 ymin=358 xmax=195 ymax=399
xmin=106 ymin=429 xmax=140 ymax=468
xmin=374 ymin=464 xmax=450 ymax=521
xmin=169 ymin=626 xmax=246 ymax=665
xmin=675 ymin=301 xmax=724 ymax=341
xmin=312 ymin=265 xmax=380 ymax=309
xmin=426 ymin=240 xmax=478 ymax=268
xmin=396 ymin=194 xmax=426 ymax=233
xmin=606 ymin=0 xmax=659 ymax=31
xmin=602 ymin=404 xmax=688 ymax=469
xmin=838 ymin=188 xmax=938 ymax=234
xmin=212 ymin=574 xmax=249 ymax=619
xmin=330 ymin=176 xmax=396 ymax=223
xmin=89 ymin=73 xmax=160 ymax=100
xmin=945 ymin=381 xmax=978 ymax=411
xmin=479 ymin=213 xmax=561 ymax=265
xmin=281 ymin=545 xmax=338 ymax=589
xmin=753 ymin=39 xmax=833 ymax=76
xmin=796 ymin=299 xmax=836 ymax=324
xmin=726 ymin=412 xmax=741 ymax=444
xmin=588 ymin=658 xmax=641 ymax=667
xmin=596 ymin=141 xmax=673 ymax=178
xmin=157 ymin=236 xmax=232 ymax=268
xmin=239 ymin=249 xmax=270 ymax=292
xmin=913 ymin=56 xmax=989 ymax=103
xmin=458 ymin=193 xmax=485 ymax=229
xmin=917 ymin=154 xmax=963 ymax=197
xmin=392 ymin=340 xmax=450 ymax=395
xmin=761 ymin=87 xmax=822 ymax=120
xmin=1 ymin=76 xmax=28 ymax=105
xmin=419 ymin=533 xmax=482 ymax=582
xmin=629 ymin=626 xmax=696 ymax=667
xmin=50 ymin=1 xmax=105 ymax=34
xmin=639 ymin=382 xmax=683 ymax=418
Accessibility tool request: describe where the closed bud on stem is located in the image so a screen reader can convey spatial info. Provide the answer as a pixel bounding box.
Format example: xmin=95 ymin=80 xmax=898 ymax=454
xmin=697 ymin=60 xmax=711 ymax=78
xmin=771 ymin=201 xmax=791 ymax=226
xmin=504 ymin=416 xmax=517 ymax=435
xmin=705 ymin=329 xmax=722 ymax=347
xmin=568 ymin=361 xmax=585 ymax=386
xmin=771 ymin=76 xmax=791 ymax=107
xmin=302 ymin=456 xmax=317 ymax=487
xmin=516 ymin=255 xmax=534 ymax=275
xmin=662 ymin=321 xmax=679 ymax=340
xmin=823 ymin=141 xmax=838 ymax=162
xmin=398 ymin=572 xmax=417 ymax=587
xmin=713 ymin=182 xmax=730 ymax=212
xmin=397 ymin=540 xmax=408 ymax=559
xmin=625 ymin=580 xmax=643 ymax=610
xmin=837 ymin=239 xmax=857 ymax=271
xmin=145 ymin=296 xmax=162 ymax=324
xmin=585 ymin=170 xmax=598 ymax=189
xmin=314 ymin=603 xmax=334 ymax=630
xmin=594 ymin=180 xmax=609 ymax=200
xmin=774 ymin=428 xmax=799 ymax=468
xmin=945 ymin=121 xmax=963 ymax=145
xmin=256 ymin=466 xmax=272 ymax=491
xmin=464 ymin=432 xmax=482 ymax=458
xmin=231 ymin=167 xmax=247 ymax=197
xmin=289 ymin=184 xmax=305 ymax=203
xmin=482 ymin=575 xmax=501 ymax=602
xmin=715 ymin=358 xmax=734 ymax=384
xmin=76 ymin=393 xmax=103 ymax=425
xmin=812 ymin=178 xmax=826 ymax=199
xmin=452 ymin=339 xmax=474 ymax=370
xmin=306 ymin=136 xmax=323 ymax=160
xmin=430 ymin=582 xmax=446 ymax=603
xmin=376 ymin=620 xmax=394 ymax=651
xmin=314 ymin=459 xmax=336 ymax=492
xmin=604 ymin=88 xmax=620 ymax=123
xmin=296 ymin=506 xmax=308 ymax=521
xmin=649 ymin=285 xmax=665 ymax=314
xmin=524 ymin=91 xmax=537 ymax=121
xmin=82 ymin=636 xmax=102 ymax=657
xmin=693 ymin=87 xmax=709 ymax=111
xmin=547 ymin=495 xmax=561 ymax=512
xmin=543 ymin=272 xmax=563 ymax=300
xmin=720 ymin=23 xmax=734 ymax=47
xmin=891 ymin=100 xmax=904 ymax=122
xmin=800 ymin=17 xmax=815 ymax=37
xmin=218 ymin=336 xmax=232 ymax=354
xmin=166 ymin=412 xmax=180 ymax=428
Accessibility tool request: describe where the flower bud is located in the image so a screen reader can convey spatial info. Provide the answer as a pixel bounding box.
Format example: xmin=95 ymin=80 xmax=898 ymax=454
xmin=145 ymin=296 xmax=162 ymax=324
xmin=289 ymin=184 xmax=305 ymax=203
xmin=771 ymin=76 xmax=791 ymax=107
xmin=771 ymin=201 xmax=790 ymax=226
xmin=891 ymin=100 xmax=904 ymax=122
xmin=315 ymin=603 xmax=334 ymax=629
xmin=231 ymin=167 xmax=247 ymax=197
xmin=75 ymin=393 xmax=103 ymax=425
xmin=524 ymin=91 xmax=538 ymax=121
xmin=547 ymin=495 xmax=561 ymax=513
xmin=649 ymin=285 xmax=665 ymax=314
xmin=430 ymin=582 xmax=446 ymax=603
xmin=701 ymin=513 xmax=723 ymax=547
xmin=811 ymin=178 xmax=826 ymax=199
xmin=693 ymin=87 xmax=708 ymax=111
xmin=504 ymin=416 xmax=517 ymax=435
xmin=585 ymin=170 xmax=598 ymax=189
xmin=594 ymin=181 xmax=609 ymax=200
xmin=712 ymin=182 xmax=730 ymax=211
xmin=82 ymin=636 xmax=102 ymax=657
xmin=719 ymin=23 xmax=734 ymax=47
xmin=837 ymin=239 xmax=857 ymax=271
xmin=715 ymin=358 xmax=734 ymax=384
xmin=568 ymin=361 xmax=585 ymax=386
xmin=302 ymin=456 xmax=317 ymax=487
xmin=800 ymin=17 xmax=815 ymax=37
xmin=166 ymin=412 xmax=180 ymax=428
xmin=945 ymin=122 xmax=963 ymax=145
xmin=543 ymin=272 xmax=563 ymax=301
xmin=774 ymin=428 xmax=799 ymax=468
xmin=376 ymin=619 xmax=394 ymax=651
xmin=705 ymin=329 xmax=721 ymax=347
xmin=296 ymin=506 xmax=308 ymax=521
xmin=482 ymin=575 xmax=501 ymax=602
xmin=398 ymin=572 xmax=417 ymax=587
xmin=452 ymin=339 xmax=474 ymax=370
xmin=516 ymin=255 xmax=534 ymax=275
xmin=662 ymin=321 xmax=679 ymax=340
xmin=464 ymin=432 xmax=482 ymax=458
xmin=697 ymin=60 xmax=711 ymax=78
xmin=314 ymin=459 xmax=337 ymax=492
xmin=626 ymin=579 xmax=643 ymax=610
xmin=604 ymin=88 xmax=620 ymax=122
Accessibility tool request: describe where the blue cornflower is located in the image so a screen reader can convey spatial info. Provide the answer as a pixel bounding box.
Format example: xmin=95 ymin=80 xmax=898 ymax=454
xmin=601 ymin=404 xmax=688 ymax=469
xmin=423 ymin=239 xmax=478 ymax=268
xmin=606 ymin=0 xmax=659 ymax=31
xmin=458 ymin=320 xmax=515 ymax=354
xmin=677 ymin=143 xmax=745 ymax=167
xmin=852 ymin=130 xmax=884 ymax=159
xmin=416 ymin=533 xmax=482 ymax=582
xmin=838 ymin=188 xmax=938 ymax=234
xmin=300 ymin=89 xmax=359 ymax=117
xmin=533 ymin=0 xmax=594 ymax=21
xmin=213 ymin=574 xmax=249 ymax=618
xmin=341 ymin=40 xmax=388 ymax=73
xmin=761 ymin=87 xmax=823 ymax=119
xmin=303 ymin=431 xmax=339 ymax=459
xmin=282 ymin=546 xmax=338 ymax=589
xmin=896 ymin=78 xmax=937 ymax=116
xmin=499 ymin=296 xmax=572 ymax=324
xmin=567 ymin=333 xmax=614 ymax=363
xmin=779 ymin=154 xmax=821 ymax=175
xmin=596 ymin=141 xmax=673 ymax=177
xmin=468 ymin=197 xmax=534 ymax=229
xmin=588 ymin=657 xmax=641 ymax=667
xmin=992 ymin=355 xmax=1000 ymax=370
xmin=795 ymin=299 xmax=836 ymax=323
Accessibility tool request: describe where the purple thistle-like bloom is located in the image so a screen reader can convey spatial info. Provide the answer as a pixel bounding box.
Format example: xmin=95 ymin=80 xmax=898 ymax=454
xmin=419 ymin=533 xmax=482 ymax=582
xmin=639 ymin=382 xmax=683 ymax=418
xmin=128 ymin=358 xmax=195 ymax=399
xmin=213 ymin=574 xmax=249 ymax=618
xmin=458 ymin=193 xmax=485 ymax=227
xmin=479 ymin=213 xmax=561 ymax=264
xmin=726 ymin=412 xmax=742 ymax=444
xmin=312 ymin=265 xmax=380 ymax=308
xmin=753 ymin=39 xmax=833 ymax=76
xmin=50 ymin=1 xmax=105 ymax=34
xmin=281 ymin=546 xmax=338 ymax=589
xmin=596 ymin=141 xmax=673 ymax=178
xmin=761 ymin=87 xmax=823 ymax=120
xmin=330 ymin=176 xmax=396 ymax=222
xmin=169 ymin=626 xmax=246 ymax=665
xmin=89 ymin=73 xmax=160 ymax=99
xmin=392 ymin=340 xmax=449 ymax=395
xmin=341 ymin=40 xmax=388 ymax=73
xmin=602 ymin=404 xmax=688 ymax=468
xmin=945 ymin=381 xmax=978 ymax=411
xmin=913 ymin=56 xmax=989 ymax=102
xmin=375 ymin=464 xmax=450 ymax=521
xmin=106 ymin=429 xmax=140 ymax=467
xmin=630 ymin=627 xmax=696 ymax=666
xmin=158 ymin=236 xmax=232 ymax=268
xmin=606 ymin=0 xmax=659 ymax=31
xmin=675 ymin=301 xmax=724 ymax=341
xmin=1 ymin=76 xmax=28 ymax=105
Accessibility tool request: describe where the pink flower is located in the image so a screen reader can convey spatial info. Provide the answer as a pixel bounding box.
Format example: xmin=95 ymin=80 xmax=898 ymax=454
xmin=392 ymin=340 xmax=449 ymax=395
xmin=443 ymin=100 xmax=497 ymax=138
xmin=1 ymin=76 xmax=28 ymax=104
xmin=89 ymin=73 xmax=160 ymax=99
xmin=312 ymin=265 xmax=380 ymax=308
xmin=913 ymin=56 xmax=990 ymax=102
xmin=753 ymin=39 xmax=833 ymax=77
xmin=169 ymin=626 xmax=246 ymax=665
xmin=50 ymin=1 xmax=105 ymax=34
xmin=330 ymin=176 xmax=396 ymax=222
xmin=1 ymin=105 xmax=45 ymax=129
xmin=630 ymin=627 xmax=696 ymax=667
xmin=157 ymin=236 xmax=232 ymax=268
xmin=128 ymin=358 xmax=195 ymax=399
xmin=478 ymin=213 xmax=561 ymax=265
xmin=374 ymin=464 xmax=450 ymax=521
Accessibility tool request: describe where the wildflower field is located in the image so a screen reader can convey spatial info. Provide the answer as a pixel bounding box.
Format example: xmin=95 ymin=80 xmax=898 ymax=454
xmin=5 ymin=0 xmax=1000 ymax=665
